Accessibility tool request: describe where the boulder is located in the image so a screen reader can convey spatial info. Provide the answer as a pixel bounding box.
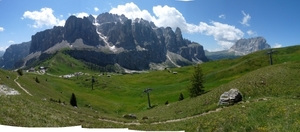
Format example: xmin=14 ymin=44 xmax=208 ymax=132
xmin=123 ymin=114 xmax=137 ymax=119
xmin=218 ymin=88 xmax=242 ymax=105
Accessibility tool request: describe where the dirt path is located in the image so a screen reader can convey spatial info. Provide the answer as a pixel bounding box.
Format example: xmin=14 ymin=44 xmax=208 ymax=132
xmin=97 ymin=118 xmax=141 ymax=125
xmin=97 ymin=98 xmax=270 ymax=125
xmin=14 ymin=76 xmax=32 ymax=96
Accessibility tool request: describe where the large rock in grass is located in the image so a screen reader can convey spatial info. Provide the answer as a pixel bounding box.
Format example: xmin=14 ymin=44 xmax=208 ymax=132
xmin=123 ymin=114 xmax=137 ymax=119
xmin=218 ymin=88 xmax=243 ymax=105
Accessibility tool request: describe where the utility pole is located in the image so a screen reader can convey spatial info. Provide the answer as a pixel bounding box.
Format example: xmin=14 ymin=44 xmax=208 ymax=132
xmin=92 ymin=76 xmax=95 ymax=90
xmin=144 ymin=88 xmax=152 ymax=108
xmin=267 ymin=49 xmax=275 ymax=65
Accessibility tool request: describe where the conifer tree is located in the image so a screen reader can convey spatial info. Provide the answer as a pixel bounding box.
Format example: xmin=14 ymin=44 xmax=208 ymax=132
xmin=35 ymin=77 xmax=40 ymax=83
xmin=188 ymin=64 xmax=204 ymax=97
xmin=17 ymin=69 xmax=23 ymax=76
xmin=178 ymin=93 xmax=184 ymax=101
xmin=70 ymin=93 xmax=77 ymax=107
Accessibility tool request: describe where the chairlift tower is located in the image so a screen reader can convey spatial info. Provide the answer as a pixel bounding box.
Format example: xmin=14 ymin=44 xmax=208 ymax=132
xmin=92 ymin=76 xmax=95 ymax=90
xmin=267 ymin=49 xmax=275 ymax=65
xmin=144 ymin=88 xmax=152 ymax=108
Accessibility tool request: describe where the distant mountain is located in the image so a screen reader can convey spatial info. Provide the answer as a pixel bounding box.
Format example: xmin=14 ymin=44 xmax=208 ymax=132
xmin=229 ymin=37 xmax=271 ymax=56
xmin=14 ymin=13 xmax=208 ymax=71
xmin=206 ymin=37 xmax=271 ymax=60
xmin=0 ymin=41 xmax=31 ymax=70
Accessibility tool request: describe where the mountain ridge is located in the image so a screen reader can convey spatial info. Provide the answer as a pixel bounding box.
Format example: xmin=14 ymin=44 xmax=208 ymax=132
xmin=206 ymin=37 xmax=271 ymax=60
xmin=229 ymin=36 xmax=271 ymax=55
xmin=14 ymin=12 xmax=209 ymax=71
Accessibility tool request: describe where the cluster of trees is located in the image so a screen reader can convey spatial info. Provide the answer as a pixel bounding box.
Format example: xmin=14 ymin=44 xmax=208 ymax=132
xmin=83 ymin=62 xmax=120 ymax=73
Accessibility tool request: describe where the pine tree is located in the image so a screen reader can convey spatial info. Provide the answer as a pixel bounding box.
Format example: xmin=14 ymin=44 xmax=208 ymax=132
xmin=35 ymin=77 xmax=40 ymax=83
xmin=70 ymin=93 xmax=77 ymax=107
xmin=17 ymin=69 xmax=23 ymax=76
xmin=188 ymin=64 xmax=204 ymax=97
xmin=178 ymin=93 xmax=184 ymax=101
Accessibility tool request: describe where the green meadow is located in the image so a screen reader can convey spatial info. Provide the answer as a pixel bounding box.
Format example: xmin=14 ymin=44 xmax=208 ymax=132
xmin=1 ymin=45 xmax=300 ymax=131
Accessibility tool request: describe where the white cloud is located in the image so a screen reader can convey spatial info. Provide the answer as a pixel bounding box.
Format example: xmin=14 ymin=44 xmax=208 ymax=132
xmin=110 ymin=3 xmax=245 ymax=49
xmin=109 ymin=2 xmax=244 ymax=49
xmin=22 ymin=7 xmax=65 ymax=28
xmin=240 ymin=11 xmax=251 ymax=26
xmin=8 ymin=40 xmax=15 ymax=44
xmin=73 ymin=12 xmax=89 ymax=18
xmin=152 ymin=5 xmax=193 ymax=33
xmin=219 ymin=14 xmax=226 ymax=19
xmin=247 ymin=30 xmax=257 ymax=36
xmin=196 ymin=21 xmax=244 ymax=49
xmin=109 ymin=2 xmax=154 ymax=22
xmin=0 ymin=27 xmax=4 ymax=32
xmin=0 ymin=46 xmax=8 ymax=51
xmin=94 ymin=7 xmax=99 ymax=12
xmin=273 ymin=43 xmax=282 ymax=48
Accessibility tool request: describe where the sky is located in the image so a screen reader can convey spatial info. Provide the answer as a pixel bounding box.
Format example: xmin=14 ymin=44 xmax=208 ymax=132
xmin=0 ymin=0 xmax=300 ymax=52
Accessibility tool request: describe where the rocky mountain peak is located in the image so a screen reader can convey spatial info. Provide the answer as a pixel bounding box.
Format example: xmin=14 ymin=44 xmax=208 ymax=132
xmin=8 ymin=12 xmax=208 ymax=71
xmin=229 ymin=36 xmax=271 ymax=55
xmin=96 ymin=12 xmax=128 ymax=24
xmin=64 ymin=15 xmax=100 ymax=45
xmin=0 ymin=41 xmax=31 ymax=70
xmin=175 ymin=27 xmax=182 ymax=36
xmin=87 ymin=14 xmax=95 ymax=23
xmin=133 ymin=18 xmax=157 ymax=28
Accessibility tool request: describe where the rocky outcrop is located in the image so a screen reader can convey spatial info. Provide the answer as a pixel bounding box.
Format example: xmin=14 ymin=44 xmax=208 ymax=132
xmin=229 ymin=37 xmax=271 ymax=55
xmin=64 ymin=16 xmax=101 ymax=46
xmin=180 ymin=43 xmax=208 ymax=62
xmin=17 ymin=13 xmax=208 ymax=71
xmin=96 ymin=12 xmax=128 ymax=24
xmin=30 ymin=26 xmax=64 ymax=53
xmin=0 ymin=41 xmax=31 ymax=70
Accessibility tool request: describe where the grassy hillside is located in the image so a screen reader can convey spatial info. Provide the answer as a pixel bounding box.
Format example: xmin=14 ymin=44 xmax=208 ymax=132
xmin=0 ymin=45 xmax=300 ymax=131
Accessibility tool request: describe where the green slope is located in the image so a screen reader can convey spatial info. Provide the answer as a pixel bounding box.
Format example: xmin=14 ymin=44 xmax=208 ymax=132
xmin=0 ymin=45 xmax=300 ymax=131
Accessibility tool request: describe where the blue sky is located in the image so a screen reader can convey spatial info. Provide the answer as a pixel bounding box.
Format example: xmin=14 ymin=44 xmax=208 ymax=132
xmin=0 ymin=0 xmax=299 ymax=51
